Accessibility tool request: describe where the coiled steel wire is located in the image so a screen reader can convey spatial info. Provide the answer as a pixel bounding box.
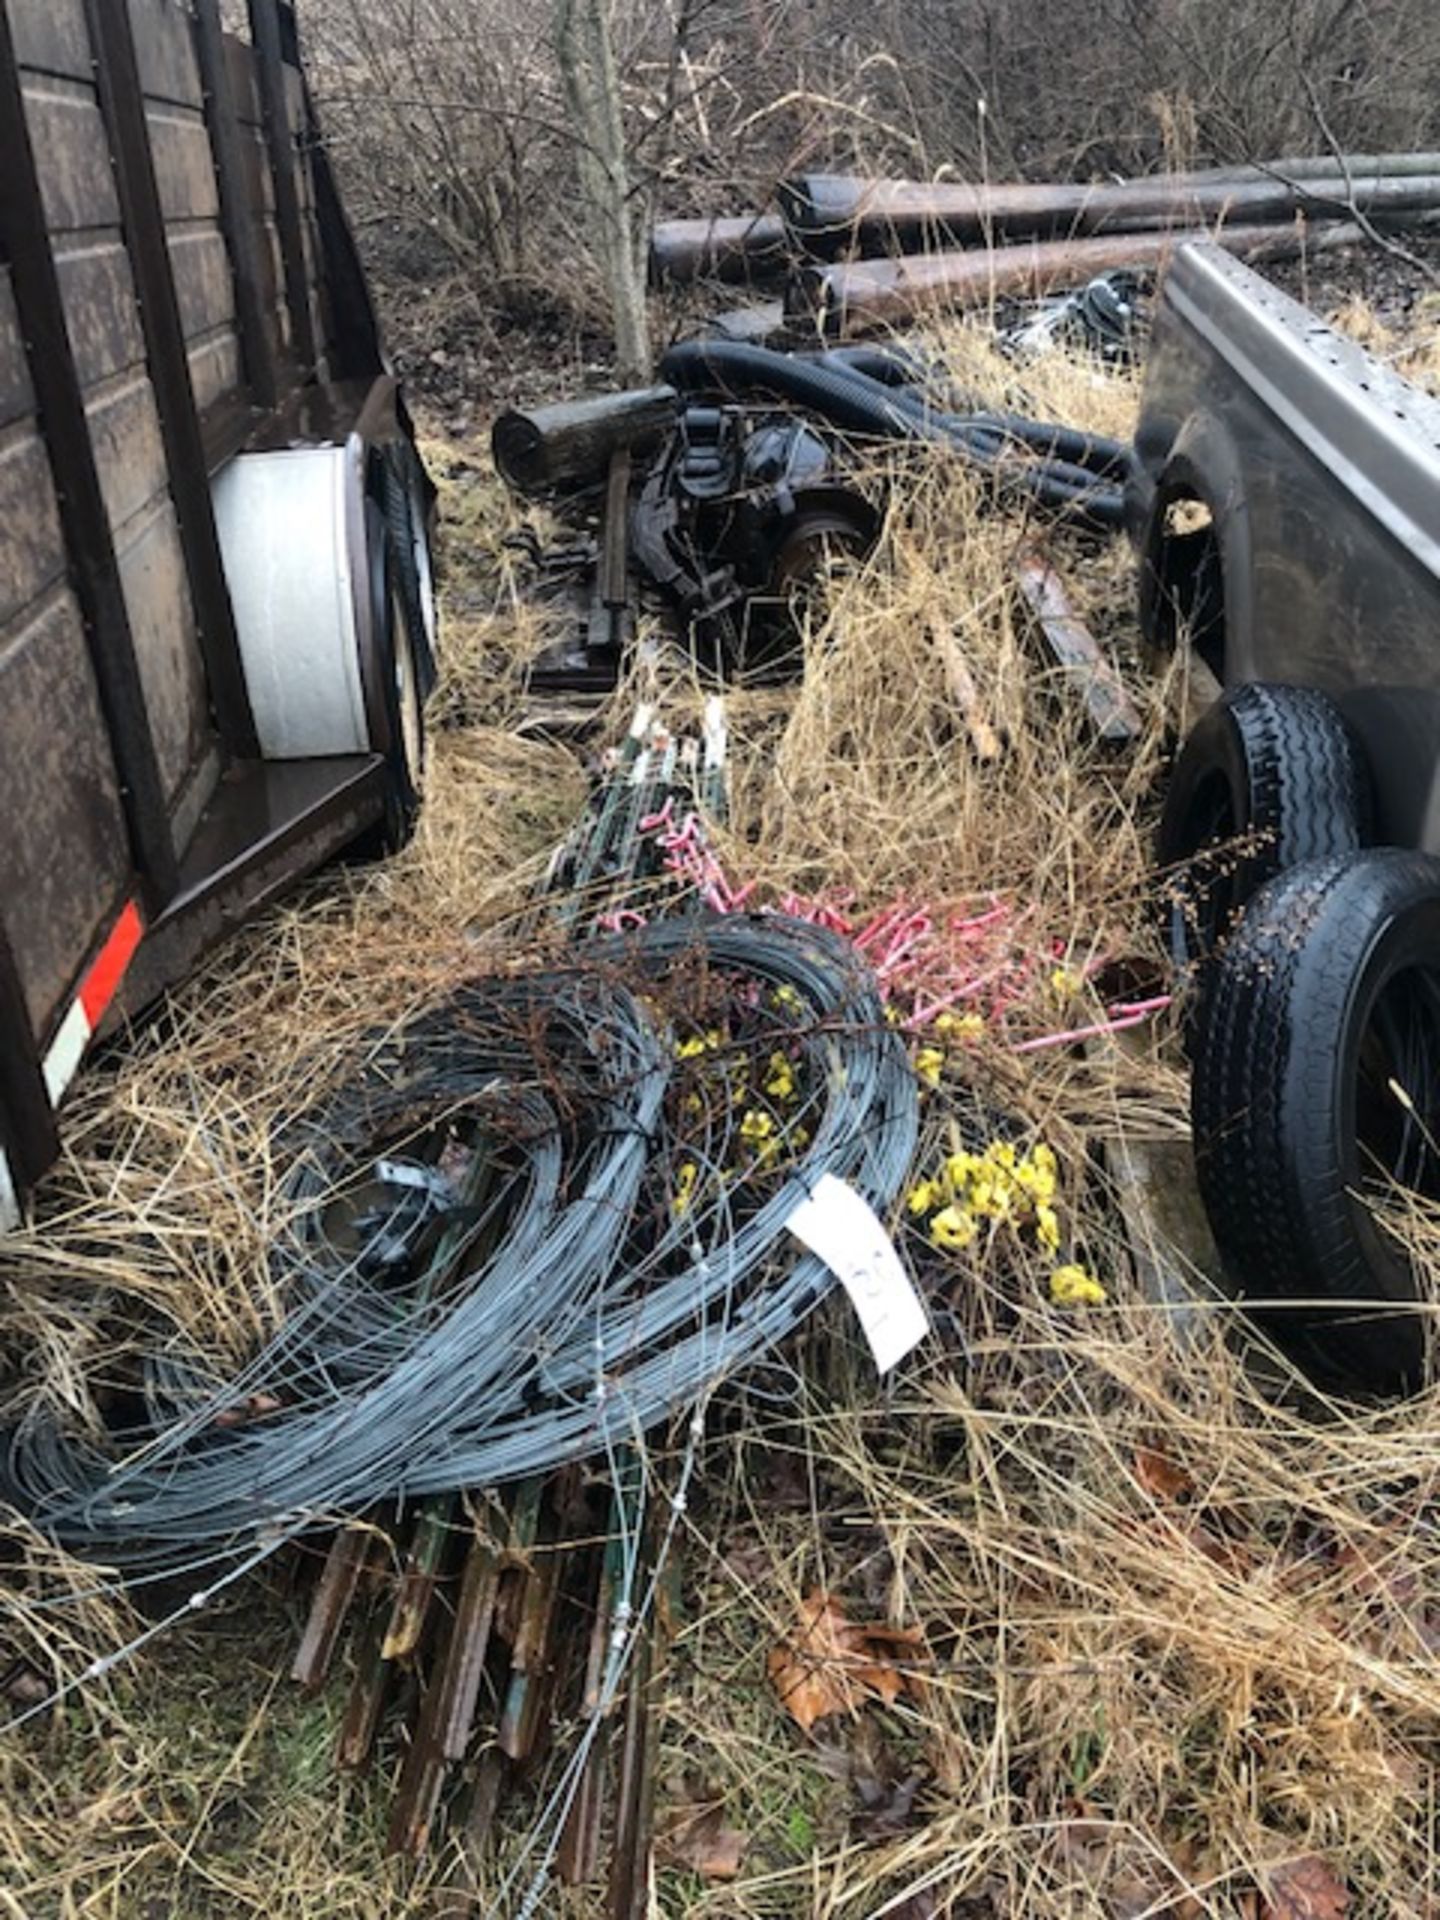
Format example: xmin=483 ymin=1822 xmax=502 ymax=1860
xmin=6 ymin=914 xmax=918 ymax=1571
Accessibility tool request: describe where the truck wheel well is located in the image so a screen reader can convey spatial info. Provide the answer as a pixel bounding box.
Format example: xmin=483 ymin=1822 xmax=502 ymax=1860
xmin=1146 ymin=491 xmax=1226 ymax=679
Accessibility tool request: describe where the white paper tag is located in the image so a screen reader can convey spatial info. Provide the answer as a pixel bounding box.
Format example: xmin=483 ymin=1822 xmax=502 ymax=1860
xmin=785 ymin=1174 xmax=930 ymax=1372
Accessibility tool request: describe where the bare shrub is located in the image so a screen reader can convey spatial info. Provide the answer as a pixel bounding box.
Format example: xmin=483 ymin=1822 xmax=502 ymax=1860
xmin=294 ymin=0 xmax=1440 ymax=366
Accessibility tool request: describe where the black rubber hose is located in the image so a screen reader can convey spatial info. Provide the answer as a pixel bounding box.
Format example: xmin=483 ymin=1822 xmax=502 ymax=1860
xmin=805 ymin=353 xmax=1129 ymax=506
xmin=816 ymin=350 xmax=1132 ymax=481
xmin=661 ymin=339 xmax=1126 ymax=530
xmin=816 ymin=343 xmax=933 ymax=388
xmin=663 ymin=339 xmax=928 ymax=439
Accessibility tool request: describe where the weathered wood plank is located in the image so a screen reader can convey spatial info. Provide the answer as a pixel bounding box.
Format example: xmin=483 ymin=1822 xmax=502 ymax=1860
xmin=186 ymin=327 xmax=242 ymax=410
xmin=87 ymin=372 xmax=168 ymax=534
xmin=0 ymin=588 xmax=129 ymax=1034
xmin=21 ymin=79 xmax=121 ymax=232
xmin=222 ymin=30 xmax=261 ymax=123
xmin=0 ymin=271 xmax=35 ymax=429
xmin=145 ymin=103 xmax=222 ymax=221
xmin=54 ymin=238 xmax=147 ymax=389
xmin=115 ymin=497 xmax=208 ymax=795
xmin=0 ymin=425 xmax=66 ymax=627
xmin=8 ymin=0 xmax=92 ymax=80
xmin=128 ymin=0 xmax=204 ymax=108
xmin=168 ymin=225 xmax=236 ymax=337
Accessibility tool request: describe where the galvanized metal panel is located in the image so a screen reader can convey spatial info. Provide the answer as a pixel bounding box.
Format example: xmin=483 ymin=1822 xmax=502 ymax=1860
xmin=146 ymin=102 xmax=221 ymax=221
xmin=21 ymin=76 xmax=121 ymax=232
xmin=128 ymin=0 xmax=204 ymax=108
xmin=115 ymin=495 xmax=209 ymax=797
xmin=0 ymin=585 xmax=130 ymax=1034
xmin=1135 ymin=242 xmax=1440 ymax=852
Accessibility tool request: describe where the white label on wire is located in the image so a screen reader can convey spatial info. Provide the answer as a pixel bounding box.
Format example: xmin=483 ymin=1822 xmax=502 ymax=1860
xmin=373 ymin=1159 xmax=451 ymax=1199
xmin=785 ymin=1174 xmax=929 ymax=1372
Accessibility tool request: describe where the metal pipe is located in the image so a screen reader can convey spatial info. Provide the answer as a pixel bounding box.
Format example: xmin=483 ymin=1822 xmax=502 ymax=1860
xmin=1158 ymin=150 xmax=1440 ymax=186
xmin=792 ymin=220 xmax=1368 ymax=336
xmin=648 ymin=212 xmax=789 ymax=284
xmin=780 ymin=170 xmax=1440 ymax=257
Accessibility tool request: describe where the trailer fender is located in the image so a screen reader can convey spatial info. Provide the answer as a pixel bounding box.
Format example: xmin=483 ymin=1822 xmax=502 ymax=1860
xmin=1136 ymin=411 xmax=1255 ymax=685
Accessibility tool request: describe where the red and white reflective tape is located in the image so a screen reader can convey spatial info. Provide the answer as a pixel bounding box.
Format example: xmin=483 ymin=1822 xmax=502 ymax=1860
xmin=42 ymin=899 xmax=145 ymax=1107
xmin=1 ymin=900 xmax=144 ymax=1237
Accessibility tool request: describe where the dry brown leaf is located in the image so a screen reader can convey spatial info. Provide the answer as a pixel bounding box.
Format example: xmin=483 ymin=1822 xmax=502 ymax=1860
xmin=1133 ymin=1445 xmax=1195 ymax=1503
xmin=656 ymin=1791 xmax=748 ymax=1881
xmin=767 ymin=1588 xmax=926 ymax=1734
xmin=814 ymin=1718 xmax=927 ymax=1838
xmin=1260 ymin=1855 xmax=1350 ymax=1920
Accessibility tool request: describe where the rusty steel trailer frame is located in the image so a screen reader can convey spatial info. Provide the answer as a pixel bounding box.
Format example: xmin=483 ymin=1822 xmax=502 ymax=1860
xmin=0 ymin=0 xmax=416 ymax=1217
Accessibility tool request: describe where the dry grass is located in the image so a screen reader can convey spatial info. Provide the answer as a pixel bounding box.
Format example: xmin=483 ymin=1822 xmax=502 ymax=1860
xmin=5 ymin=326 xmax=1440 ymax=1918
xmin=1328 ymin=292 xmax=1440 ymax=397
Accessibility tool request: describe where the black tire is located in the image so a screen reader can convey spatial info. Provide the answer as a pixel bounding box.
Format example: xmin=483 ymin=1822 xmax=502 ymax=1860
xmin=1192 ymin=849 xmax=1440 ymax=1394
xmin=364 ymin=497 xmax=425 ymax=854
xmin=384 ymin=443 xmax=439 ymax=699
xmin=1157 ymin=684 xmax=1370 ymax=1003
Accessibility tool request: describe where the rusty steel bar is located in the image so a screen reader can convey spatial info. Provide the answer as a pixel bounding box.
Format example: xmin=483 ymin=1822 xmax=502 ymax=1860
xmin=792 ymin=219 xmax=1368 ymax=336
xmin=649 ymin=211 xmax=789 ymax=284
xmin=292 ymin=1525 xmax=373 ymax=1688
xmin=381 ymin=1495 xmax=452 ymax=1661
xmin=780 ymin=170 xmax=1440 ymax=257
xmin=387 ymin=1520 xmax=501 ymax=1856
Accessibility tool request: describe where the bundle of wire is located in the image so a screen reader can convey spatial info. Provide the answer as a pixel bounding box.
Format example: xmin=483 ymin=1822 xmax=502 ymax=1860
xmin=5 ymin=914 xmax=918 ymax=1574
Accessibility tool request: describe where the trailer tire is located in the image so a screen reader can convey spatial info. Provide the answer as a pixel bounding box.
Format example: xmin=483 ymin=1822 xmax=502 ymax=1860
xmin=363 ymin=495 xmax=425 ymax=854
xmin=384 ymin=444 xmax=439 ymax=699
xmin=1192 ymin=849 xmax=1440 ymax=1394
xmin=1157 ymin=683 xmax=1370 ymax=1023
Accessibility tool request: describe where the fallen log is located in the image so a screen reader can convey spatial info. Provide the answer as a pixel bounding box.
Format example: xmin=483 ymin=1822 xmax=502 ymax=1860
xmin=649 ymin=211 xmax=789 ymax=284
xmin=779 ymin=169 xmax=1440 ymax=257
xmin=792 ymin=219 xmax=1367 ymax=336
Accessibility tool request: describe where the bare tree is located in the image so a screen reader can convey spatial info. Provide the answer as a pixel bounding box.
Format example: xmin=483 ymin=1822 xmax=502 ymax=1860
xmin=555 ymin=0 xmax=652 ymax=380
